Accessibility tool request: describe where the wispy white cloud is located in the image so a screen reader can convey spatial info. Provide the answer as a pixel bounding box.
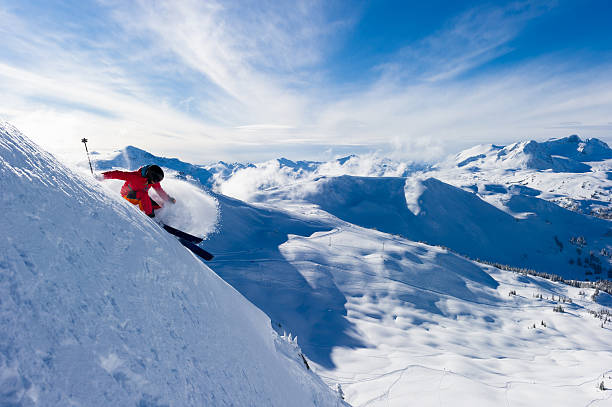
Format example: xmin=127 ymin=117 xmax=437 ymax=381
xmin=431 ymin=3 xmax=547 ymax=79
xmin=0 ymin=0 xmax=357 ymax=161
xmin=109 ymin=0 xmax=352 ymax=126
xmin=0 ymin=0 xmax=610 ymax=165
xmin=375 ymin=1 xmax=554 ymax=83
xmin=315 ymin=58 xmax=612 ymax=161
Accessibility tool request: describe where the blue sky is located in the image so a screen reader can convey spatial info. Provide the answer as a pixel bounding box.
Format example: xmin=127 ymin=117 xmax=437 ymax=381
xmin=0 ymin=0 xmax=611 ymax=163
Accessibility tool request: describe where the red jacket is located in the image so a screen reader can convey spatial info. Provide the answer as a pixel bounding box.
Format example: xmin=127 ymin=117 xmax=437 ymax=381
xmin=103 ymin=168 xmax=170 ymax=215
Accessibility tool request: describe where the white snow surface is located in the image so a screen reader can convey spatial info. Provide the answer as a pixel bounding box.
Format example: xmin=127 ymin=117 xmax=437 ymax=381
xmin=0 ymin=122 xmax=346 ymax=407
xmin=234 ymin=173 xmax=610 ymax=281
xmin=18 ymin=128 xmax=612 ymax=407
xmin=199 ymin=195 xmax=612 ymax=406
xmin=280 ymin=226 xmax=612 ymax=406
xmin=431 ymin=136 xmax=612 ymax=219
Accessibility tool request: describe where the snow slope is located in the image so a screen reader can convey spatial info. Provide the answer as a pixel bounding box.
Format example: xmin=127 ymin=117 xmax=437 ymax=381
xmin=280 ymin=225 xmax=612 ymax=406
xmin=243 ymin=174 xmax=611 ymax=280
xmin=190 ymin=139 xmax=612 ymax=406
xmin=0 ymin=122 xmax=346 ymax=407
xmin=68 ymin=136 xmax=612 ymax=406
xmin=214 ymin=155 xmax=426 ymax=202
xmin=202 ymin=195 xmax=360 ymax=370
xmin=198 ymin=187 xmax=612 ymax=407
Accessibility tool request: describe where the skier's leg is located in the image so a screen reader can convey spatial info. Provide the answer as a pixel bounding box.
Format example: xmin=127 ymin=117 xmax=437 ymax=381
xmin=150 ymin=197 xmax=162 ymax=210
xmin=122 ymin=194 xmax=141 ymax=207
xmin=135 ymin=190 xmax=154 ymax=215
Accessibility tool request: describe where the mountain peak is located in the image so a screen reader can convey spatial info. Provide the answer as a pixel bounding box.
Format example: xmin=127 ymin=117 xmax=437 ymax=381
xmin=451 ymin=134 xmax=611 ymax=172
xmin=336 ymin=154 xmax=357 ymax=165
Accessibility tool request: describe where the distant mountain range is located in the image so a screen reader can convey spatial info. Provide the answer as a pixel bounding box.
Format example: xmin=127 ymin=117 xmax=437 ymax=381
xmin=94 ymin=134 xmax=612 ymax=281
xmin=451 ymin=135 xmax=612 ymax=173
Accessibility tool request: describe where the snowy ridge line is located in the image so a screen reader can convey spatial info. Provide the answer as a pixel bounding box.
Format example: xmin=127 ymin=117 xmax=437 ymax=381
xmin=205 ymin=226 xmax=417 ymax=261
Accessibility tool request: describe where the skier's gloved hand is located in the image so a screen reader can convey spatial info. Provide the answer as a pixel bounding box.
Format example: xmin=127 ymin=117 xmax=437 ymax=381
xmin=168 ymin=196 xmax=176 ymax=204
xmin=94 ymin=173 xmax=105 ymax=181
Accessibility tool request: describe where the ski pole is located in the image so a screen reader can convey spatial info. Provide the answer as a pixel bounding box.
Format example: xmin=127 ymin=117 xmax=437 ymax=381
xmin=81 ymin=138 xmax=94 ymax=175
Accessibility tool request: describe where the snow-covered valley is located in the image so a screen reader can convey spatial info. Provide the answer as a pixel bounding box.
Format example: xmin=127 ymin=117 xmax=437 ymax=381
xmin=2 ymin=121 xmax=612 ymax=406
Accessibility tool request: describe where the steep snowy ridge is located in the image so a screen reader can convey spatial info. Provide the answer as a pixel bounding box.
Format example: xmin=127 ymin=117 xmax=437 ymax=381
xmin=542 ymin=135 xmax=612 ymax=162
xmin=497 ymin=140 xmax=591 ymax=172
xmin=0 ymin=122 xmax=346 ymax=406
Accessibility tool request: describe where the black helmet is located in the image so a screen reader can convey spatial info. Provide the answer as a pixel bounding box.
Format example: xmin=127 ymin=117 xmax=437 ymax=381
xmin=143 ymin=165 xmax=164 ymax=183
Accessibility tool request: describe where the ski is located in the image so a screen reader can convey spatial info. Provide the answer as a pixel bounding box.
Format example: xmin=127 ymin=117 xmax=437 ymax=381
xmin=158 ymin=223 xmax=213 ymax=261
xmin=178 ymin=238 xmax=214 ymax=261
xmin=161 ymin=223 xmax=203 ymax=244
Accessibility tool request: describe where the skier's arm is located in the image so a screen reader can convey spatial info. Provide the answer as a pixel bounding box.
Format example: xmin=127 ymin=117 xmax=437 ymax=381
xmin=152 ymin=183 xmax=174 ymax=202
xmin=102 ymin=170 xmax=131 ymax=181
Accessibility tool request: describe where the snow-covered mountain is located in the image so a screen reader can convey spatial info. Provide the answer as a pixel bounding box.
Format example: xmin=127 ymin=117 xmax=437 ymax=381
xmin=432 ymin=135 xmax=612 ymax=219
xmin=11 ymin=125 xmax=612 ymax=407
xmin=190 ymin=137 xmax=609 ymax=282
xmin=0 ymin=122 xmax=346 ymax=407
xmin=451 ymin=135 xmax=612 ymax=173
xmin=187 ymin=141 xmax=612 ymax=405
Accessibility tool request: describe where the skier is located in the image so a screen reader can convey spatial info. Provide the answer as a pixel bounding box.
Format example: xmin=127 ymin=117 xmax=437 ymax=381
xmin=98 ymin=165 xmax=176 ymax=218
